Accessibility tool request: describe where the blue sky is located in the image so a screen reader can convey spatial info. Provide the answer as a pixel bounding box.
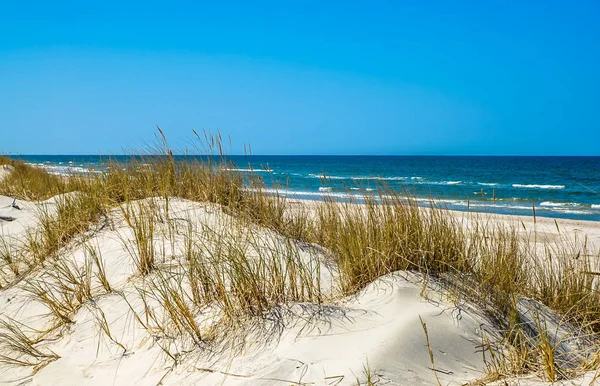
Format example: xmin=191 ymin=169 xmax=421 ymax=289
xmin=1 ymin=1 xmax=599 ymax=155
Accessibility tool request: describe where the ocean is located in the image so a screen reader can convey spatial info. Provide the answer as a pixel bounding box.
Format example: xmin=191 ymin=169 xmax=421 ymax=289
xmin=8 ymin=155 xmax=600 ymax=221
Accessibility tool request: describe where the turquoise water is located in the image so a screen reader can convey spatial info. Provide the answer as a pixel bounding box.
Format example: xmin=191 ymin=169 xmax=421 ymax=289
xmin=9 ymin=155 xmax=600 ymax=221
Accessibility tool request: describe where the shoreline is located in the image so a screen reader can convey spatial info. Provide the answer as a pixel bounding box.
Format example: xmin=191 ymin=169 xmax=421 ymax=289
xmin=1 ymin=192 xmax=599 ymax=385
xmin=2 ymin=154 xmax=600 ymax=385
xmin=11 ymin=155 xmax=600 ymax=222
xmin=287 ymin=194 xmax=600 ymax=225
xmin=286 ymin=196 xmax=600 ymax=254
xmin=254 ymin=186 xmax=600 ymax=222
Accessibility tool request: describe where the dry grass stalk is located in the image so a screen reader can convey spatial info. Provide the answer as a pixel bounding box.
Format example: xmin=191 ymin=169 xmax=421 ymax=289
xmin=87 ymin=304 xmax=127 ymax=354
xmin=85 ymin=243 xmax=112 ymax=292
xmin=122 ymin=201 xmax=156 ymax=276
xmin=0 ymin=318 xmax=59 ymax=370
xmin=419 ymin=316 xmax=442 ymax=386
xmin=0 ymin=235 xmax=21 ymax=278
xmin=2 ymin=132 xmax=600 ymax=381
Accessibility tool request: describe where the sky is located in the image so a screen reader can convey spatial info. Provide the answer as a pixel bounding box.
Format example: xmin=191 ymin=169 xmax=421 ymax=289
xmin=1 ymin=1 xmax=599 ymax=155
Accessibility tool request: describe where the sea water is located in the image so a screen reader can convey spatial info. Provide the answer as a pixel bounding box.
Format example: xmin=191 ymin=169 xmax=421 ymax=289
xmin=9 ymin=155 xmax=600 ymax=221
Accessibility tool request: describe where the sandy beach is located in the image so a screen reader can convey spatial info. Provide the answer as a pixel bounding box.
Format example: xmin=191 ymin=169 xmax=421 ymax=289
xmin=4 ymin=0 xmax=600 ymax=382
xmin=1 ymin=159 xmax=600 ymax=386
xmin=3 ymin=0 xmax=600 ymax=383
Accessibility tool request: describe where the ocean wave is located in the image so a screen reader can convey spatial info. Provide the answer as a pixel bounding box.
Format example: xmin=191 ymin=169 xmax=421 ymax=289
xmin=421 ymin=180 xmax=465 ymax=186
xmin=252 ymin=188 xmax=358 ymax=200
xmin=512 ymin=184 xmax=565 ymax=190
xmin=307 ymin=174 xmax=468 ymax=184
xmin=423 ymin=199 xmax=558 ymax=212
xmin=30 ymin=163 xmax=101 ymax=176
xmin=252 ymin=189 xmax=495 ymax=208
xmin=308 ymin=174 xmax=345 ymax=180
xmin=361 ymin=176 xmax=407 ymax=181
xmin=435 ymin=199 xmax=585 ymax=213
xmin=549 ymin=209 xmax=593 ymax=215
xmin=248 ymin=188 xmax=597 ymax=216
xmin=225 ymin=167 xmax=273 ymax=173
xmin=540 ymin=201 xmax=579 ymax=208
xmin=459 ymin=201 xmax=592 ymax=214
xmin=495 ymin=197 xmax=532 ymax=203
xmin=478 ymin=182 xmax=498 ymax=186
xmin=467 ymin=203 xmax=536 ymax=211
xmin=307 ymin=173 xmax=407 ymax=181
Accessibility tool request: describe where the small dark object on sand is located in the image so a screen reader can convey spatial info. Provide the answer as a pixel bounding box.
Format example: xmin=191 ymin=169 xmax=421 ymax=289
xmin=0 ymin=216 xmax=16 ymax=222
xmin=11 ymin=198 xmax=20 ymax=210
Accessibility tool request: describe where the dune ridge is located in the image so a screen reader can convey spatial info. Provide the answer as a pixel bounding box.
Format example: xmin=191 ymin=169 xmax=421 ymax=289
xmin=1 ymin=142 xmax=600 ymax=385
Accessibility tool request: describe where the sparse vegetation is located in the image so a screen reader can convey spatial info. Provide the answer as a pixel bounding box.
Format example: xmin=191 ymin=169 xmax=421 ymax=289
xmin=0 ymin=318 xmax=59 ymax=371
xmin=121 ymin=200 xmax=157 ymax=276
xmin=0 ymin=131 xmax=599 ymax=384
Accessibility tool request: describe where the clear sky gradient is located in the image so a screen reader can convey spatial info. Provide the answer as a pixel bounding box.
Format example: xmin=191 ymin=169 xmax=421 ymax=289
xmin=1 ymin=1 xmax=599 ymax=155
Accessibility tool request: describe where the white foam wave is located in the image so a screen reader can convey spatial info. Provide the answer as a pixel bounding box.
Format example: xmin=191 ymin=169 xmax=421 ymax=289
xmin=512 ymin=184 xmax=565 ymax=190
xmin=360 ymin=176 xmax=407 ymax=181
xmin=465 ymin=203 xmax=536 ymax=211
xmin=318 ymin=187 xmax=333 ymax=192
xmin=226 ymin=167 xmax=273 ymax=173
xmin=308 ymin=174 xmax=344 ymax=180
xmin=421 ymin=181 xmax=465 ymax=186
xmin=30 ymin=163 xmax=101 ymax=176
xmin=549 ymin=209 xmax=593 ymax=215
xmin=478 ymin=182 xmax=498 ymax=186
xmin=348 ymin=188 xmax=376 ymax=192
xmin=437 ymin=199 xmax=589 ymax=214
xmin=540 ymin=201 xmax=579 ymax=208
xmin=248 ymin=187 xmax=597 ymax=217
xmin=308 ymin=174 xmax=407 ymax=181
xmin=252 ymin=189 xmax=482 ymax=209
xmin=251 ymin=188 xmax=358 ymax=200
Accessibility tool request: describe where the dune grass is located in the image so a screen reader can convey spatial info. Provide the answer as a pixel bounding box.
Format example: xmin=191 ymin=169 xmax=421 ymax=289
xmin=0 ymin=156 xmax=72 ymax=201
xmin=1 ymin=132 xmax=600 ymax=382
xmin=0 ymin=318 xmax=59 ymax=371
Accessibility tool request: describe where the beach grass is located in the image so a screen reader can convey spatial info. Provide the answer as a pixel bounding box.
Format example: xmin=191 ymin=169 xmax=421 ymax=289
xmin=0 ymin=318 xmax=59 ymax=371
xmin=1 ymin=133 xmax=599 ymax=382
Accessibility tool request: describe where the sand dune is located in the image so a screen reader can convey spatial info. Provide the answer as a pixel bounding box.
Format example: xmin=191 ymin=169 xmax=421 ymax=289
xmin=0 ymin=195 xmax=493 ymax=385
xmin=1 ymin=185 xmax=599 ymax=384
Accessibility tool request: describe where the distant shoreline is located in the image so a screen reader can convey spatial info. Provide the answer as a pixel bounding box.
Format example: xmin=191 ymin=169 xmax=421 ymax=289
xmin=8 ymin=154 xmax=600 ymax=222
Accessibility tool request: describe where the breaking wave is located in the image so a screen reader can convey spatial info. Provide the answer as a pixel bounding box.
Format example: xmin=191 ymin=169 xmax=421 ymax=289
xmin=512 ymin=184 xmax=565 ymax=190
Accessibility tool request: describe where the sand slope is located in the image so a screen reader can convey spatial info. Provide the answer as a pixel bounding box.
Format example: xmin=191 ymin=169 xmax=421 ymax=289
xmin=0 ymin=165 xmax=14 ymax=183
xmin=0 ymin=195 xmax=497 ymax=385
xmin=0 ymin=191 xmax=599 ymax=385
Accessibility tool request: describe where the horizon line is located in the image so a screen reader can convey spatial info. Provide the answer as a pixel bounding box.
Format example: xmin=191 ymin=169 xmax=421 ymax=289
xmin=5 ymin=153 xmax=600 ymax=158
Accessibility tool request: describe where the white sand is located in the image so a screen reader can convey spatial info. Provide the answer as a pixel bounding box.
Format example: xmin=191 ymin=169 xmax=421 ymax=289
xmin=0 ymin=186 xmax=599 ymax=385
xmin=289 ymin=198 xmax=600 ymax=253
xmin=0 ymin=165 xmax=14 ymax=183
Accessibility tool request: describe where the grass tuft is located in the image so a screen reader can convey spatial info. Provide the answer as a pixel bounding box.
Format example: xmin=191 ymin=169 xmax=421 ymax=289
xmin=1 ymin=132 xmax=600 ymax=382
